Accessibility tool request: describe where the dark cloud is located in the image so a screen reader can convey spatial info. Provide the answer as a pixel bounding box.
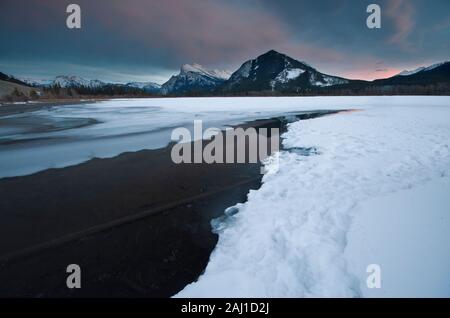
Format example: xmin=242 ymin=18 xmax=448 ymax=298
xmin=0 ymin=0 xmax=448 ymax=82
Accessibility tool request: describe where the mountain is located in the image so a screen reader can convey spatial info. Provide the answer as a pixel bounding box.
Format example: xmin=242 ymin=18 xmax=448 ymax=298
xmin=0 ymin=72 xmax=41 ymax=100
xmin=125 ymin=81 xmax=161 ymax=93
xmin=18 ymin=75 xmax=162 ymax=95
xmin=0 ymin=79 xmax=38 ymax=100
xmin=53 ymin=75 xmax=106 ymax=88
xmin=373 ymin=61 xmax=450 ymax=86
xmin=221 ymin=50 xmax=350 ymax=93
xmin=9 ymin=75 xmax=164 ymax=97
xmin=161 ymin=63 xmax=231 ymax=95
xmin=219 ymin=50 xmax=449 ymax=95
xmin=397 ymin=67 xmax=427 ymax=77
xmin=0 ymin=72 xmax=31 ymax=87
xmin=21 ymin=75 xmax=108 ymax=89
xmin=396 ymin=62 xmax=448 ymax=76
xmin=2 ymin=52 xmax=449 ymax=99
xmin=19 ymin=77 xmax=54 ymax=87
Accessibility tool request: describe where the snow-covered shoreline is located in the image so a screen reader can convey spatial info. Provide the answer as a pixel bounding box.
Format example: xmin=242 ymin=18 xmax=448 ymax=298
xmin=177 ymin=97 xmax=450 ymax=297
xmin=1 ymin=96 xmax=447 ymax=179
xmin=346 ymin=176 xmax=450 ymax=297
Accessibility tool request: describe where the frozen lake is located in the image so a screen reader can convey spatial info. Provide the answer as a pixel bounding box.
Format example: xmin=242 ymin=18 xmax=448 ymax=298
xmin=0 ymin=96 xmax=349 ymax=178
xmin=1 ymin=96 xmax=447 ymax=179
xmin=1 ymin=96 xmax=449 ymax=297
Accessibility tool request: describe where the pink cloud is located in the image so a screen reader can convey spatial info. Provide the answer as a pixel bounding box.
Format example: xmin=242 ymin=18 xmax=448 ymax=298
xmin=343 ymin=68 xmax=401 ymax=81
xmin=385 ymin=0 xmax=416 ymax=48
xmin=92 ymin=0 xmax=345 ymax=68
xmin=327 ymin=57 xmax=403 ymax=81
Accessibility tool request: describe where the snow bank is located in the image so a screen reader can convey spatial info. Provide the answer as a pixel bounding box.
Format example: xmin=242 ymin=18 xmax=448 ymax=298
xmin=346 ymin=176 xmax=450 ymax=297
xmin=176 ymin=98 xmax=450 ymax=297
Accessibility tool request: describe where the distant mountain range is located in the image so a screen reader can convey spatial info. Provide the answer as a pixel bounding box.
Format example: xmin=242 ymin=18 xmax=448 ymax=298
xmin=124 ymin=81 xmax=161 ymax=93
xmin=17 ymin=75 xmax=161 ymax=93
xmin=372 ymin=62 xmax=450 ymax=87
xmin=1 ymin=50 xmax=449 ymax=99
xmin=396 ymin=62 xmax=447 ymax=76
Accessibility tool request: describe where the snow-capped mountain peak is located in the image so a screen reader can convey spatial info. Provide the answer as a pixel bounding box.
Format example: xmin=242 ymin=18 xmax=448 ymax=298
xmin=224 ymin=50 xmax=348 ymax=92
xmin=53 ymin=75 xmax=89 ymax=87
xmin=25 ymin=75 xmax=107 ymax=88
xmin=18 ymin=75 xmax=162 ymax=93
xmin=18 ymin=77 xmax=54 ymax=87
xmin=125 ymin=81 xmax=160 ymax=89
xmin=161 ymin=63 xmax=231 ymax=94
xmin=397 ymin=61 xmax=449 ymax=76
xmin=181 ymin=63 xmax=231 ymax=80
xmin=398 ymin=67 xmax=426 ymax=76
xmin=19 ymin=75 xmax=103 ymax=88
xmin=125 ymin=81 xmax=161 ymax=93
xmin=181 ymin=63 xmax=207 ymax=74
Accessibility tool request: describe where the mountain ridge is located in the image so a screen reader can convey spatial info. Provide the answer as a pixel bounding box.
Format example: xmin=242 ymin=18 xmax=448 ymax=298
xmin=221 ymin=50 xmax=351 ymax=93
xmin=1 ymin=50 xmax=449 ymax=99
xmin=396 ymin=62 xmax=449 ymax=77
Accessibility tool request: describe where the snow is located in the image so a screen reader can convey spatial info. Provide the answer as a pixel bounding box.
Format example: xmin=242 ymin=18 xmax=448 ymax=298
xmin=0 ymin=96 xmax=351 ymax=178
xmin=53 ymin=75 xmax=92 ymax=87
xmin=346 ymin=176 xmax=450 ymax=297
xmin=285 ymin=69 xmax=304 ymax=80
xmin=162 ymin=65 xmax=230 ymax=94
xmin=274 ymin=68 xmax=305 ymax=84
xmin=397 ymin=61 xmax=448 ymax=76
xmin=181 ymin=63 xmax=231 ymax=80
xmin=424 ymin=61 xmax=447 ymax=71
xmin=20 ymin=75 xmax=162 ymax=89
xmin=125 ymin=82 xmax=147 ymax=89
xmin=1 ymin=96 xmax=448 ymax=182
xmin=210 ymin=69 xmax=232 ymax=80
xmin=1 ymin=96 xmax=449 ymax=297
xmin=22 ymin=75 xmax=108 ymax=88
xmin=125 ymin=81 xmax=161 ymax=91
xmin=176 ymin=96 xmax=450 ymax=297
xmin=230 ymin=60 xmax=253 ymax=80
xmin=19 ymin=77 xmax=54 ymax=86
xmin=309 ymin=73 xmax=348 ymax=87
xmin=397 ymin=67 xmax=426 ymax=76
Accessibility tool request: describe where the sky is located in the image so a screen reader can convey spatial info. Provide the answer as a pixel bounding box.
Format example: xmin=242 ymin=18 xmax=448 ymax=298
xmin=0 ymin=0 xmax=449 ymax=84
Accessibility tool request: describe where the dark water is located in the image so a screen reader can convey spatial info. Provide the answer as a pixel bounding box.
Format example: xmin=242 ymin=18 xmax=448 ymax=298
xmin=0 ymin=109 xmax=343 ymax=297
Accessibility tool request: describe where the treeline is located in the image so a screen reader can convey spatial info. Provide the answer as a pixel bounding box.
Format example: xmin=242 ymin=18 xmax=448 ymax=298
xmin=166 ymin=82 xmax=450 ymax=97
xmin=305 ymin=82 xmax=450 ymax=96
xmin=42 ymin=84 xmax=160 ymax=98
xmin=2 ymin=82 xmax=449 ymax=103
xmin=74 ymin=84 xmax=157 ymax=96
xmin=1 ymin=84 xmax=161 ymax=103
